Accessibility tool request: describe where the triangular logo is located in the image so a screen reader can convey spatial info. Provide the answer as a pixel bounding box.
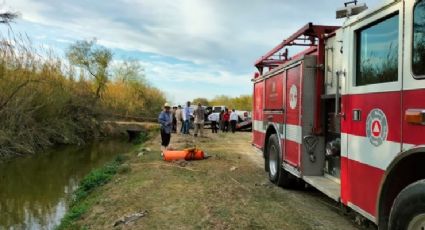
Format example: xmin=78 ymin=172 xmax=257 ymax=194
xmin=373 ymin=123 xmax=380 ymax=133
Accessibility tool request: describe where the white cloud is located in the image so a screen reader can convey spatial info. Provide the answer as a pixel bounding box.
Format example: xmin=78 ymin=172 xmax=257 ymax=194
xmin=138 ymin=60 xmax=251 ymax=103
xmin=5 ymin=0 xmax=384 ymax=102
xmin=142 ymin=61 xmax=248 ymax=86
xmin=8 ymin=0 xmax=383 ymax=67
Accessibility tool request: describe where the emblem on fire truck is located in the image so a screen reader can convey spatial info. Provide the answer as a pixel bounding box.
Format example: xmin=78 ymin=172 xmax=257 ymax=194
xmin=289 ymin=84 xmax=297 ymax=109
xmin=366 ymin=109 xmax=388 ymax=147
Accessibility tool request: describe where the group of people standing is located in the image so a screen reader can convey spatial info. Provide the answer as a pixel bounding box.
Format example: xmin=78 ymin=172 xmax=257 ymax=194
xmin=173 ymin=102 xmax=192 ymax=135
xmin=208 ymin=108 xmax=239 ymax=133
xmin=158 ymin=102 xmax=240 ymax=154
xmin=172 ymin=101 xmax=206 ymax=137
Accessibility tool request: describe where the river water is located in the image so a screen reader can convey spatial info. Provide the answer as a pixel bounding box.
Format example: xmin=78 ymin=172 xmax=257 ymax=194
xmin=0 ymin=139 xmax=133 ymax=230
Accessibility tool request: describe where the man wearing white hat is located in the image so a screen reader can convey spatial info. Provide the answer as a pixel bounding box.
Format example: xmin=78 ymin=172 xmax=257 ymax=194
xmin=158 ymin=102 xmax=173 ymax=154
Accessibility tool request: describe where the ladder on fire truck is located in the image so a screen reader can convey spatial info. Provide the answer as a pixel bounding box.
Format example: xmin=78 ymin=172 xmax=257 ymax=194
xmin=254 ymin=23 xmax=342 ymax=202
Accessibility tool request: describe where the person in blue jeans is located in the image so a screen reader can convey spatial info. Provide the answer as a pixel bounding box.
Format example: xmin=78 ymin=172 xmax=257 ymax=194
xmin=182 ymin=101 xmax=191 ymax=134
xmin=158 ymin=103 xmax=173 ymax=155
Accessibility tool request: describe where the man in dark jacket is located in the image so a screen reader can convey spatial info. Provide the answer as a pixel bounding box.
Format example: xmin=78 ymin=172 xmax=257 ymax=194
xmin=158 ymin=103 xmax=173 ymax=155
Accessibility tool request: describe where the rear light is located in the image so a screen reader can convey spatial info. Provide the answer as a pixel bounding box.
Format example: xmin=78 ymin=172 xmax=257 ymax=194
xmin=405 ymin=109 xmax=425 ymax=125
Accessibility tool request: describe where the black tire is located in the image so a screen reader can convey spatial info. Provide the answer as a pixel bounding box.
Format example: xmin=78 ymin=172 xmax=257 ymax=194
xmin=389 ymin=179 xmax=425 ymax=230
xmin=264 ymin=152 xmax=269 ymax=172
xmin=266 ymin=134 xmax=294 ymax=188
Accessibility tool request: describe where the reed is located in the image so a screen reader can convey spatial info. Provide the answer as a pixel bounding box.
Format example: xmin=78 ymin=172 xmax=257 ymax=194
xmin=0 ymin=34 xmax=166 ymax=159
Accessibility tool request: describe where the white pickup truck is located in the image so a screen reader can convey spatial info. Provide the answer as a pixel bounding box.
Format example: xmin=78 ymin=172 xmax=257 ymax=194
xmin=209 ymin=106 xmax=252 ymax=131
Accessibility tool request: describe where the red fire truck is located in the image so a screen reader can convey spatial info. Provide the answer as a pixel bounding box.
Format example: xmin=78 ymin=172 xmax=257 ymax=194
xmin=252 ymin=1 xmax=425 ymax=229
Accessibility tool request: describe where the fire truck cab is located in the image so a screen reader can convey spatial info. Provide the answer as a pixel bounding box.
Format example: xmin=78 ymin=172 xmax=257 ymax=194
xmin=252 ymin=1 xmax=425 ymax=229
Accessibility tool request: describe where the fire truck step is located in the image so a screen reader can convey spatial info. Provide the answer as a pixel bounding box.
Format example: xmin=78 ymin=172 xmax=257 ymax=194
xmin=303 ymin=176 xmax=341 ymax=202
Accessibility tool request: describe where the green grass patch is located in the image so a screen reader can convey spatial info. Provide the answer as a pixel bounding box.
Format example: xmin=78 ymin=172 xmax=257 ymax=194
xmin=135 ymin=125 xmax=160 ymax=146
xmin=132 ymin=130 xmax=150 ymax=145
xmin=56 ymin=155 xmax=126 ymax=230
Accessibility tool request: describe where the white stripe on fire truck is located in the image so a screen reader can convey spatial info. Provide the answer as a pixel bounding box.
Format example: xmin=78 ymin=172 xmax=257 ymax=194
xmin=343 ymin=134 xmax=415 ymax=171
xmin=341 ymin=133 xmax=348 ymax=157
xmin=285 ymin=124 xmax=302 ymax=144
xmin=254 ymin=121 xmax=418 ymax=171
xmin=252 ymin=120 xmax=302 ymax=144
xmin=253 ymin=120 xmax=266 ymax=133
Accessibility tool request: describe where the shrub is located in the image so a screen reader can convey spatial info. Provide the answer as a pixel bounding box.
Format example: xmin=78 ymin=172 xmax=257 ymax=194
xmin=0 ymin=35 xmax=166 ymax=159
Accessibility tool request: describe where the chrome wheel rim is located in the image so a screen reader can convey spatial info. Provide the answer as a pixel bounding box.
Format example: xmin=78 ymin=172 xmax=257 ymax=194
xmin=269 ymin=145 xmax=278 ymax=178
xmin=408 ymin=213 xmax=425 ymax=230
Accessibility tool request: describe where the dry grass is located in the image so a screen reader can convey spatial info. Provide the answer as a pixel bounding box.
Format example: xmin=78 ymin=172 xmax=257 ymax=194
xmin=0 ymin=34 xmax=166 ymax=158
xmin=73 ymin=132 xmax=360 ymax=230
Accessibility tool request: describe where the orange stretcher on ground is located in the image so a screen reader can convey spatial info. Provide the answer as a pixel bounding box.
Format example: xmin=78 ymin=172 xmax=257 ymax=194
xmin=163 ymin=148 xmax=205 ymax=161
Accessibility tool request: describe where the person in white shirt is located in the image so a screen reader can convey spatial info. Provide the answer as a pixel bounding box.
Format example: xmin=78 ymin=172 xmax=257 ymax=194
xmin=229 ymin=109 xmax=239 ymax=133
xmin=182 ymin=101 xmax=191 ymax=134
xmin=175 ymin=105 xmax=183 ymax=134
xmin=208 ymin=112 xmax=219 ymax=133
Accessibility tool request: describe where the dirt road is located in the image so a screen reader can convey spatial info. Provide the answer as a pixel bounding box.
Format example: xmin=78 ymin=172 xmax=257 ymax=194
xmin=74 ymin=131 xmax=370 ymax=229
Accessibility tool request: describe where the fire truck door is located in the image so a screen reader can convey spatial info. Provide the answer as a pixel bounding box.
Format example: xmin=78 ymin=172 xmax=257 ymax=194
xmin=284 ymin=64 xmax=302 ymax=167
xmin=343 ymin=9 xmax=402 ymax=216
xmin=401 ymin=0 xmax=425 ymax=150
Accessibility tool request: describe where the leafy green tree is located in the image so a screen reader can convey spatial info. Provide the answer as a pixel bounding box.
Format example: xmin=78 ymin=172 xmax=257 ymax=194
xmin=192 ymin=97 xmax=209 ymax=106
xmin=210 ymin=95 xmax=252 ymax=111
xmin=103 ymin=60 xmax=166 ymax=118
xmin=114 ymin=59 xmax=146 ymax=84
xmin=66 ymin=39 xmax=112 ymax=99
xmin=210 ymin=95 xmax=231 ymax=107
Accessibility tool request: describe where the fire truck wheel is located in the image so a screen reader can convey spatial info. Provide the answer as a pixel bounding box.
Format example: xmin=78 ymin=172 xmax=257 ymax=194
xmin=264 ymin=155 xmax=269 ymax=172
xmin=267 ymin=134 xmax=293 ymax=188
xmin=389 ymin=179 xmax=425 ymax=230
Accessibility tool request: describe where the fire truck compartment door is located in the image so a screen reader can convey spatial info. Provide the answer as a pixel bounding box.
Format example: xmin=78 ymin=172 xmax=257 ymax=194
xmin=284 ymin=64 xmax=302 ymax=167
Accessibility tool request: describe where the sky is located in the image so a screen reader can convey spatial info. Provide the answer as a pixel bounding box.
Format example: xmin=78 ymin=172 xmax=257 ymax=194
xmin=2 ymin=0 xmax=382 ymax=104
